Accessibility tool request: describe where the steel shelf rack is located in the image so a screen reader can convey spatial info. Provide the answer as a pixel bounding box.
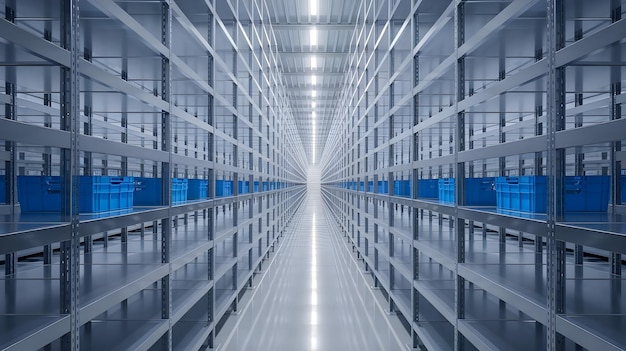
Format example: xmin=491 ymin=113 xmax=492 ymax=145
xmin=320 ymin=0 xmax=626 ymax=350
xmin=0 ymin=0 xmax=308 ymax=350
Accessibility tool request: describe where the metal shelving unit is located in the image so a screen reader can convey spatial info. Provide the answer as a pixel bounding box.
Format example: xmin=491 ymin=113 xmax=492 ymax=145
xmin=321 ymin=0 xmax=626 ymax=350
xmin=0 ymin=0 xmax=308 ymax=350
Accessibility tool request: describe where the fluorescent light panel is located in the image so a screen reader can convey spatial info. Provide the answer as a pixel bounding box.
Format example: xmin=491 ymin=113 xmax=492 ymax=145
xmin=310 ymin=56 xmax=317 ymax=68
xmin=310 ymin=28 xmax=317 ymax=46
xmin=311 ymin=75 xmax=317 ymax=85
xmin=310 ymin=0 xmax=318 ymax=15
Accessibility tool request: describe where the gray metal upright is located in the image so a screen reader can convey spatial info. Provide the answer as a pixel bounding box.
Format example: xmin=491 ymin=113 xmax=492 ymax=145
xmin=59 ymin=0 xmax=81 ymax=349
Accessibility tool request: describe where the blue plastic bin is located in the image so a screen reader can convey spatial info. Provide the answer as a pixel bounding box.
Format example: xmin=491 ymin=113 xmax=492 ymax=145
xmin=564 ymin=176 xmax=610 ymax=212
xmin=417 ymin=179 xmax=438 ymax=198
xmin=187 ymin=179 xmax=208 ymax=200
xmin=134 ymin=177 xmax=187 ymax=206
xmin=238 ymin=180 xmax=250 ymax=194
xmin=393 ymin=180 xmax=411 ymax=197
xmin=18 ymin=175 xmax=134 ymax=213
xmin=393 ymin=181 xmax=400 ymax=195
xmin=0 ymin=175 xmax=5 ymax=203
xmin=496 ymin=175 xmax=610 ymax=213
xmin=171 ymin=179 xmax=188 ymax=204
xmin=439 ymin=178 xmax=496 ymax=206
xmin=17 ymin=176 xmax=60 ymax=212
xmin=216 ymin=180 xmax=233 ymax=197
xmin=376 ymin=181 xmax=389 ymax=194
xmin=622 ymin=176 xmax=626 ymax=202
xmin=438 ymin=178 xmax=455 ymax=204
xmin=91 ymin=176 xmax=133 ymax=211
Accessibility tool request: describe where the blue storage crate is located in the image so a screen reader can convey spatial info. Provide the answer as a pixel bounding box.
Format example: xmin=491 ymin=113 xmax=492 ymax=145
xmin=376 ymin=181 xmax=388 ymax=194
xmin=359 ymin=182 xmax=364 ymax=191
xmin=171 ymin=179 xmax=188 ymax=204
xmin=439 ymin=178 xmax=496 ymax=206
xmin=216 ymin=180 xmax=224 ymax=196
xmin=187 ymin=179 xmax=208 ymax=200
xmin=438 ymin=178 xmax=455 ymax=204
xmin=0 ymin=175 xmax=5 ymax=203
xmin=564 ymin=176 xmax=610 ymax=212
xmin=263 ymin=182 xmax=269 ymax=191
xmin=496 ymin=175 xmax=609 ymax=213
xmin=134 ymin=177 xmax=187 ymax=206
xmin=466 ymin=178 xmax=497 ymax=206
xmin=18 ymin=176 xmax=62 ymax=212
xmin=18 ymin=175 xmax=134 ymax=213
xmin=393 ymin=180 xmax=400 ymax=195
xmin=87 ymin=176 xmax=134 ymax=212
xmin=367 ymin=181 xmax=373 ymax=192
xmin=496 ymin=176 xmax=547 ymax=212
xmin=133 ymin=178 xmax=160 ymax=205
xmin=622 ymin=176 xmax=626 ymax=202
xmin=417 ymin=179 xmax=439 ymax=198
xmin=216 ymin=180 xmax=233 ymax=197
xmin=393 ymin=180 xmax=411 ymax=197
xmin=238 ymin=180 xmax=250 ymax=194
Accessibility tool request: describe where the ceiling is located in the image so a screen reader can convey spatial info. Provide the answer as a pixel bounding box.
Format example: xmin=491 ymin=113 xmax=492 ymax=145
xmin=267 ymin=0 xmax=360 ymax=165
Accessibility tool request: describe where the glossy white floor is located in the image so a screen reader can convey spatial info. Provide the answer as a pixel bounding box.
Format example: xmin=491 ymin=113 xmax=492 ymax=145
xmin=218 ymin=171 xmax=389 ymax=350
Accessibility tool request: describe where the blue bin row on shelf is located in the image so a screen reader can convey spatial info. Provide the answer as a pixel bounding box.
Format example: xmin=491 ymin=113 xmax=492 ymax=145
xmin=496 ymin=175 xmax=611 ymax=213
xmin=337 ymin=179 xmax=440 ymax=198
xmin=8 ymin=176 xmax=289 ymax=212
xmin=340 ymin=181 xmax=391 ymax=193
xmin=215 ymin=181 xmax=285 ymax=197
xmin=17 ymin=175 xmax=134 ymax=213
xmin=336 ymin=175 xmax=625 ymax=213
xmin=133 ymin=177 xmax=188 ymax=206
xmin=439 ymin=177 xmax=497 ymax=206
xmin=337 ymin=179 xmax=444 ymax=199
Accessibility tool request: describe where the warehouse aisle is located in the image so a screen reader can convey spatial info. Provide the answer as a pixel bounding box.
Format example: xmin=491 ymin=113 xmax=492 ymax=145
xmin=233 ymin=186 xmax=381 ymax=351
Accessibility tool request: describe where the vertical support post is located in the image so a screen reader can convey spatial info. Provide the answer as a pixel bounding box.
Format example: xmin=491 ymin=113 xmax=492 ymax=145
xmin=610 ymin=81 xmax=622 ymax=277
xmin=59 ymin=0 xmax=81 ymax=349
xmin=42 ymin=36 xmax=54 ymax=263
xmin=159 ymin=2 xmax=172 ymax=350
xmin=120 ymin=43 xmax=129 ymax=244
xmin=3 ymin=1 xmax=17 ymax=274
xmin=533 ymin=28 xmax=545 ymax=261
xmin=498 ymin=48 xmax=507 ymax=250
xmin=454 ymin=1 xmax=466 ymax=350
xmin=411 ymin=8 xmax=421 ymax=346
xmin=572 ymin=7 xmax=584 ymax=264
xmin=4 ymin=80 xmax=17 ymax=275
xmin=609 ymin=0 xmax=622 ymax=276
xmin=546 ymin=0 xmax=566 ymax=349
xmin=206 ymin=9 xmax=216 ymax=348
